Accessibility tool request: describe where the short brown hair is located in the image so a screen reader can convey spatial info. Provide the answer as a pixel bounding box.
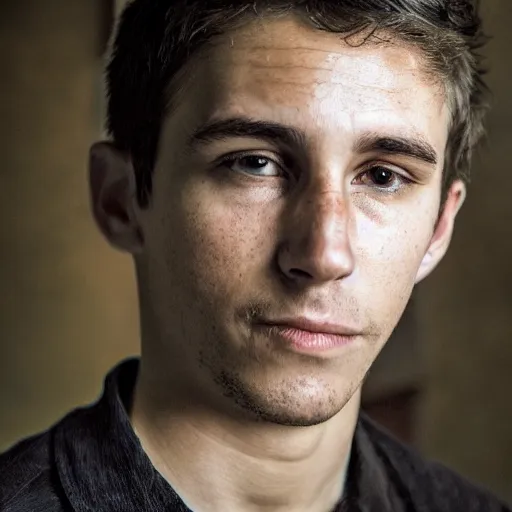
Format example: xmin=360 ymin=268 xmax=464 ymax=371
xmin=107 ymin=0 xmax=489 ymax=207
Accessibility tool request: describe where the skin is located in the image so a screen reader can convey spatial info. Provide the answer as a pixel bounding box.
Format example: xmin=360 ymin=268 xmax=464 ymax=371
xmin=89 ymin=15 xmax=466 ymax=512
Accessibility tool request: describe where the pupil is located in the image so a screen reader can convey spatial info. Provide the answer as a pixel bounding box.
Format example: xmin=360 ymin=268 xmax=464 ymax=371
xmin=372 ymin=167 xmax=392 ymax=185
xmin=242 ymin=156 xmax=267 ymax=168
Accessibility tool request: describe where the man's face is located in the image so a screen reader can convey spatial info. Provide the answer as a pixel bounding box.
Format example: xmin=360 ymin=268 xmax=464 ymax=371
xmin=94 ymin=16 xmax=464 ymax=426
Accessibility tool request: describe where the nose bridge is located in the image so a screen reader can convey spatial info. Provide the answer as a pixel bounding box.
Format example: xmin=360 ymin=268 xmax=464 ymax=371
xmin=278 ymin=185 xmax=355 ymax=284
xmin=309 ymin=189 xmax=348 ymax=237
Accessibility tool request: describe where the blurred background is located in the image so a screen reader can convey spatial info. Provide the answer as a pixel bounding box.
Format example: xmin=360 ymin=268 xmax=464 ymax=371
xmin=0 ymin=0 xmax=511 ymax=503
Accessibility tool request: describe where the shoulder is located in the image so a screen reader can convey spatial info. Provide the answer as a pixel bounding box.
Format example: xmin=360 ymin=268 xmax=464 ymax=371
xmin=360 ymin=414 xmax=511 ymax=512
xmin=0 ymin=430 xmax=65 ymax=511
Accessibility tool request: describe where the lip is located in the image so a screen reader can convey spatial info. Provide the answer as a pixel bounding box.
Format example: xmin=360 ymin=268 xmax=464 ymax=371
xmin=255 ymin=317 xmax=361 ymax=353
xmin=262 ymin=317 xmax=361 ymax=336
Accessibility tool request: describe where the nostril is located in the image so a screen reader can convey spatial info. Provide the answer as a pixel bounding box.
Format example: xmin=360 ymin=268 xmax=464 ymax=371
xmin=288 ymin=268 xmax=313 ymax=279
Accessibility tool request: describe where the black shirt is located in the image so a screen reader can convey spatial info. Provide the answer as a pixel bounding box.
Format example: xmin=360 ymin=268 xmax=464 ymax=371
xmin=0 ymin=358 xmax=509 ymax=512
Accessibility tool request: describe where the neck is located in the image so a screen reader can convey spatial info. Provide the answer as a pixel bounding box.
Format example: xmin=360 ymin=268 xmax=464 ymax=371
xmin=130 ymin=365 xmax=360 ymax=512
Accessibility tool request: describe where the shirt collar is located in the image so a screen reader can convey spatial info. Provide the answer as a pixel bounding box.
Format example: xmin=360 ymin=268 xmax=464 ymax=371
xmin=54 ymin=358 xmax=397 ymax=512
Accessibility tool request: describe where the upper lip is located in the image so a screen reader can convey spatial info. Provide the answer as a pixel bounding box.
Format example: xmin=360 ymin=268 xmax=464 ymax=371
xmin=260 ymin=317 xmax=361 ymax=336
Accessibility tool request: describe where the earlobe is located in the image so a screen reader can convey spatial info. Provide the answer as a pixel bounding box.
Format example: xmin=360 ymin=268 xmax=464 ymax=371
xmin=88 ymin=142 xmax=144 ymax=253
xmin=415 ymin=180 xmax=466 ymax=284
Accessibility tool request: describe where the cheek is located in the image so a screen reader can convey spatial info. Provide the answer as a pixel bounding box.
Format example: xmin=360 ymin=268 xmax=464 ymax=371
xmin=353 ymin=209 xmax=434 ymax=312
xmin=173 ymin=194 xmax=276 ymax=296
xmin=356 ymin=195 xmax=435 ymax=266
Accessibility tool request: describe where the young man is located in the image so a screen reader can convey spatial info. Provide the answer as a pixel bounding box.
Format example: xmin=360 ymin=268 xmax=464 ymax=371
xmin=1 ymin=0 xmax=509 ymax=510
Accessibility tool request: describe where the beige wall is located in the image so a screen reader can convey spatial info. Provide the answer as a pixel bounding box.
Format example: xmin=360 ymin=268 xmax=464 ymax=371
xmin=0 ymin=0 xmax=139 ymax=448
xmin=0 ymin=0 xmax=510 ymax=502
xmin=419 ymin=0 xmax=512 ymax=502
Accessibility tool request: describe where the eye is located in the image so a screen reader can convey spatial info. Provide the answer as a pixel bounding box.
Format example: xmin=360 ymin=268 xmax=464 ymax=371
xmin=220 ymin=153 xmax=285 ymax=178
xmin=353 ymin=165 xmax=411 ymax=193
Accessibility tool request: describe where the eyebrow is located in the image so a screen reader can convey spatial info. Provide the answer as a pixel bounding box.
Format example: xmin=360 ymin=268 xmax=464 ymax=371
xmin=186 ymin=116 xmax=308 ymax=151
xmin=354 ymin=132 xmax=438 ymax=166
xmin=186 ymin=115 xmax=438 ymax=166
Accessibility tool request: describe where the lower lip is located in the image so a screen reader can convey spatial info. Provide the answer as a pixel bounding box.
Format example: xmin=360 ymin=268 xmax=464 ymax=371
xmin=259 ymin=325 xmax=357 ymax=353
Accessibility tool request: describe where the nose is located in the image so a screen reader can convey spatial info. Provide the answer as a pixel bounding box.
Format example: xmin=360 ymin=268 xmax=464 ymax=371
xmin=277 ymin=189 xmax=355 ymax=287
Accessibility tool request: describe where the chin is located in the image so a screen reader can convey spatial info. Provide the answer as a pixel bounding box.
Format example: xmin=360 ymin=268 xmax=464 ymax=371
xmin=213 ymin=368 xmax=358 ymax=427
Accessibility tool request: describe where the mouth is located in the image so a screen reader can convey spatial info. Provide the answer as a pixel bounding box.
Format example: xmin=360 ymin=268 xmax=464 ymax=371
xmin=254 ymin=317 xmax=361 ymax=354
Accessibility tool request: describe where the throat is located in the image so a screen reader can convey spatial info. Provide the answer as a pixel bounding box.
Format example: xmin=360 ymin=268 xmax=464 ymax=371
xmin=129 ymin=388 xmax=359 ymax=512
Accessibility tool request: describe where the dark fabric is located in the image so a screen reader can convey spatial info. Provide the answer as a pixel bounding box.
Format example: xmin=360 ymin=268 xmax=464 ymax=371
xmin=0 ymin=358 xmax=510 ymax=512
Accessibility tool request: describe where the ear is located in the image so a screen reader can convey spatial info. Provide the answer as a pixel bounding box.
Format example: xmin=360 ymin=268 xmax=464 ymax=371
xmin=415 ymin=180 xmax=466 ymax=283
xmin=88 ymin=141 xmax=144 ymax=253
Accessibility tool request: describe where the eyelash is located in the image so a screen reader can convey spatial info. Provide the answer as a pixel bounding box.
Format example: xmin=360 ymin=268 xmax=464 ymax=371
xmin=218 ymin=152 xmax=286 ymax=177
xmin=218 ymin=152 xmax=412 ymax=194
xmin=353 ymin=165 xmax=413 ymax=194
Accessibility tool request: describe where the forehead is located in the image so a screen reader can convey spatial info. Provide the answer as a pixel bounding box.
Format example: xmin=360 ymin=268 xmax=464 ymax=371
xmin=168 ymin=16 xmax=449 ymax=151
